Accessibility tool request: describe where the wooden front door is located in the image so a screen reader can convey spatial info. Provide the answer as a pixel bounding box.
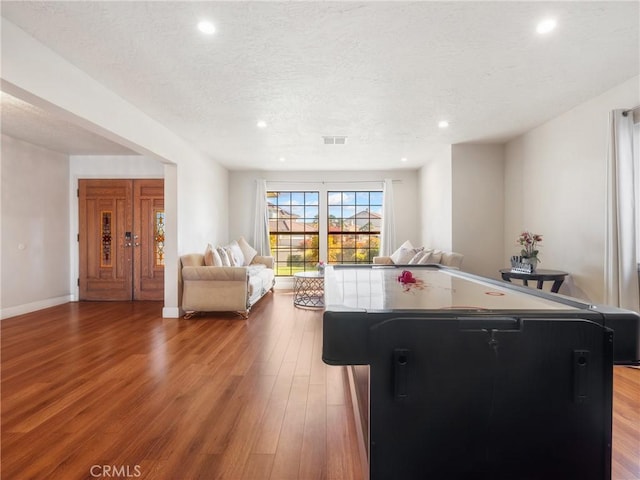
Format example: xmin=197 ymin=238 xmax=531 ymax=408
xmin=133 ymin=179 xmax=165 ymax=301
xmin=79 ymin=179 xmax=164 ymax=301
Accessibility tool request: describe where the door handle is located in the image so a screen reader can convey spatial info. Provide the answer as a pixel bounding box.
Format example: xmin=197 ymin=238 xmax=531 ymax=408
xmin=393 ymin=348 xmax=411 ymax=400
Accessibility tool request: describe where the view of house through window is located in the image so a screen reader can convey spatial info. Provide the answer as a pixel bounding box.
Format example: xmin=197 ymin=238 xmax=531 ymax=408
xmin=268 ymin=189 xmax=383 ymax=275
xmin=328 ymin=191 xmax=382 ymax=264
xmin=268 ymin=191 xmax=319 ymax=276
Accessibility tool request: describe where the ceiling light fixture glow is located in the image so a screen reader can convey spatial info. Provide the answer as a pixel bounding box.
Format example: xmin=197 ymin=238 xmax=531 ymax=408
xmin=257 ymin=120 xmax=267 ymax=128
xmin=198 ymin=20 xmax=216 ymax=35
xmin=438 ymin=120 xmax=449 ymax=128
xmin=536 ymin=18 xmax=557 ymax=34
xmin=279 ymin=157 xmax=286 ymax=162
xmin=401 ymin=157 xmax=408 ymax=163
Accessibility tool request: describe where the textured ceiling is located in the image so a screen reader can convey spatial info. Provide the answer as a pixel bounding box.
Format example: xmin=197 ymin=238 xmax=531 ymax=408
xmin=1 ymin=1 xmax=639 ymax=170
xmin=0 ymin=92 xmax=136 ymax=155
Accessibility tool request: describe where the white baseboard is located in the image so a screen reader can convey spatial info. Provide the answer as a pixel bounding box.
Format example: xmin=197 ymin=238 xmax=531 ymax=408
xmin=162 ymin=306 xmax=181 ymax=318
xmin=275 ymin=277 xmax=294 ymax=290
xmin=1 ymin=300 xmax=182 ymax=320
xmin=0 ymin=295 xmax=73 ymax=320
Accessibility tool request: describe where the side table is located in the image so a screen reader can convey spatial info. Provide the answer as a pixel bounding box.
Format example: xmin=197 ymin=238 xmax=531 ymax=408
xmin=499 ymin=268 xmax=569 ymax=293
xmin=293 ymin=271 xmax=325 ymax=308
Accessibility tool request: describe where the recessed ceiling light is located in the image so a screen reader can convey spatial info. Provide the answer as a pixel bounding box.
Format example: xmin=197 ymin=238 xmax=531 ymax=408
xmin=401 ymin=157 xmax=408 ymax=163
xmin=279 ymin=157 xmax=286 ymax=162
xmin=438 ymin=120 xmax=449 ymax=128
xmin=257 ymin=120 xmax=267 ymax=128
xmin=536 ymin=18 xmax=557 ymax=34
xmin=197 ymin=20 xmax=216 ymax=35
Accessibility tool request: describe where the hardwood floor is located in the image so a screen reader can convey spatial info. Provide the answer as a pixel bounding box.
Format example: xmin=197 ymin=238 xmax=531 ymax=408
xmin=614 ymin=366 xmax=640 ymax=479
xmin=1 ymin=294 xmax=362 ymax=480
xmin=1 ymin=293 xmax=639 ymax=479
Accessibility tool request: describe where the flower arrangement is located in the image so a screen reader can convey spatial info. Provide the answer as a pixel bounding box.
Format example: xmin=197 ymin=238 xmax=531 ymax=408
xmin=517 ymin=231 xmax=543 ymax=261
xmin=316 ymin=260 xmax=325 ymax=272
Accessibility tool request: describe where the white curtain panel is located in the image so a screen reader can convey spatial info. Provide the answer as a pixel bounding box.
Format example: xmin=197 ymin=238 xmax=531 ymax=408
xmin=604 ymin=110 xmax=639 ymax=311
xmin=253 ymin=179 xmax=272 ymax=256
xmin=380 ymin=178 xmax=397 ymax=256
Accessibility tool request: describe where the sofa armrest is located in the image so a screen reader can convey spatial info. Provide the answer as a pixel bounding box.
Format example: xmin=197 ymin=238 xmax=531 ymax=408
xmin=251 ymin=255 xmax=274 ymax=269
xmin=373 ymin=256 xmax=394 ymax=265
xmin=182 ymin=266 xmax=248 ymax=282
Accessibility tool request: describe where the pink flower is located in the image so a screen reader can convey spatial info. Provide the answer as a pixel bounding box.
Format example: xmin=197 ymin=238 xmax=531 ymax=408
xmin=517 ymin=230 xmax=543 ymax=260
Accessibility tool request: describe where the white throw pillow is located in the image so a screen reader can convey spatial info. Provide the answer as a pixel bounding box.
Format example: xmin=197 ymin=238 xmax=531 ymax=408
xmin=217 ymin=246 xmax=231 ymax=267
xmin=408 ymin=251 xmax=427 ymax=264
xmin=398 ymin=240 xmax=414 ymax=250
xmin=418 ymin=249 xmax=434 ymax=264
xmin=204 ymin=244 xmax=224 ymax=266
xmin=224 ymin=246 xmax=237 ymax=266
xmin=237 ymin=236 xmax=257 ymax=265
xmin=204 ymin=244 xmax=215 ymax=266
xmin=228 ymin=240 xmax=245 ymax=267
xmin=430 ymin=250 xmax=443 ymax=264
xmin=391 ymin=241 xmax=423 ymax=264
xmin=390 ymin=240 xmax=413 ymax=264
xmin=211 ymin=247 xmax=223 ymax=266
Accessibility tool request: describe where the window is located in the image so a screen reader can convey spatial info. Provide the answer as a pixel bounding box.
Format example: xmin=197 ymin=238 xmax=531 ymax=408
xmin=268 ymin=191 xmax=319 ymax=275
xmin=328 ymin=191 xmax=382 ymax=264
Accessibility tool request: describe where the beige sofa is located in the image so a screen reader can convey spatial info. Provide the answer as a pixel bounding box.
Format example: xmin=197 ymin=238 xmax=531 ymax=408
xmin=373 ymin=241 xmax=464 ymax=269
xmin=180 ymin=250 xmax=275 ymax=318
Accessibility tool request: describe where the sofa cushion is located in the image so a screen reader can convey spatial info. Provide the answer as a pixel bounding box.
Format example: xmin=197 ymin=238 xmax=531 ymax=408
xmin=430 ymin=250 xmax=443 ymax=263
xmin=247 ymin=264 xmax=274 ymax=306
xmin=246 ymin=263 xmax=266 ymax=273
xmin=238 ymin=236 xmax=258 ymax=266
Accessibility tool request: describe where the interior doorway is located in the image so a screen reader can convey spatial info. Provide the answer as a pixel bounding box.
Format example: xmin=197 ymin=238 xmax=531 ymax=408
xmin=78 ymin=179 xmax=165 ymax=301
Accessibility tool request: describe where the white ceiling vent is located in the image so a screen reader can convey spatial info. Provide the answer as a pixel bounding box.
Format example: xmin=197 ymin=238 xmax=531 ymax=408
xmin=323 ymin=136 xmax=347 ymax=145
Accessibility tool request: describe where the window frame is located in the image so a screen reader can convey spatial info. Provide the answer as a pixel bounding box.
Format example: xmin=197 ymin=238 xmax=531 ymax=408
xmin=268 ymin=191 xmax=320 ymax=276
xmin=327 ymin=190 xmax=383 ymax=265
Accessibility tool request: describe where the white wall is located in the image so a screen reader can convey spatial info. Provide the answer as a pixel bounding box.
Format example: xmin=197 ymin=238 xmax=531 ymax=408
xmin=504 ymin=75 xmax=640 ymax=302
xmin=228 ymin=169 xmax=421 ymax=250
xmin=451 ymin=144 xmax=505 ymax=278
xmin=177 ymin=156 xmax=229 ymax=254
xmin=418 ymin=146 xmax=453 ymax=251
xmin=2 ymin=18 xmax=229 ymax=317
xmin=70 ymin=155 xmax=165 ymax=178
xmin=1 ymin=135 xmax=71 ymax=318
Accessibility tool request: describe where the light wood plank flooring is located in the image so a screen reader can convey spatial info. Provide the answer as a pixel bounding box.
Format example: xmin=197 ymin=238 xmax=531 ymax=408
xmin=1 ymin=293 xmax=639 ymax=479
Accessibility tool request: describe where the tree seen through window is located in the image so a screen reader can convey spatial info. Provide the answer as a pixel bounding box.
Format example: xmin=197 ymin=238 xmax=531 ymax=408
xmin=268 ymin=191 xmax=319 ymax=276
xmin=328 ymin=191 xmax=382 ymax=264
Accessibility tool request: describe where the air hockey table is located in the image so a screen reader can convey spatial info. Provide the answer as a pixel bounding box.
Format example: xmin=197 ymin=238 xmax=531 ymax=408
xmin=322 ymin=265 xmax=640 ymax=480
